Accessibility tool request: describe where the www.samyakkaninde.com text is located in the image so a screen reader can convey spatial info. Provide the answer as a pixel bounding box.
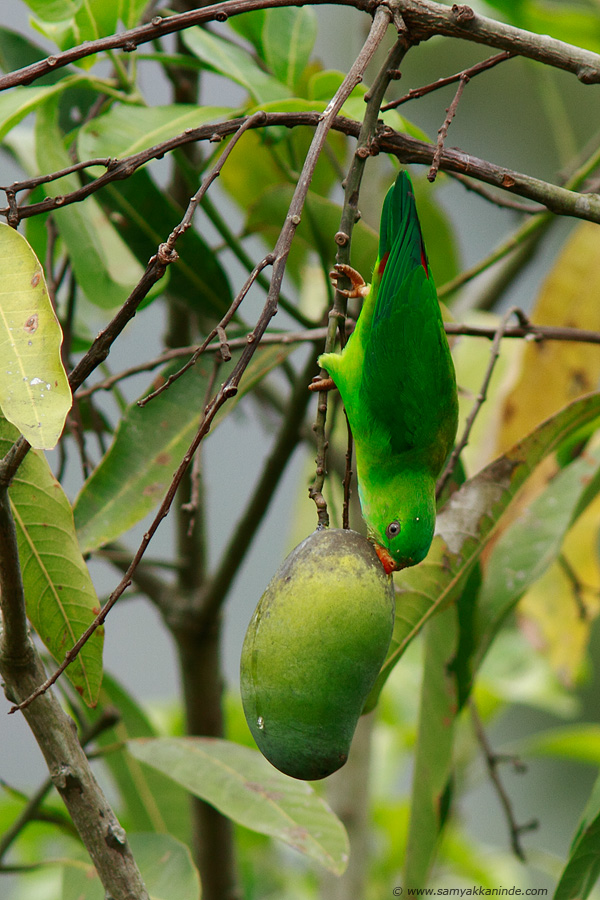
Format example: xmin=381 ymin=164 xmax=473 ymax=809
xmin=393 ymin=888 xmax=548 ymax=896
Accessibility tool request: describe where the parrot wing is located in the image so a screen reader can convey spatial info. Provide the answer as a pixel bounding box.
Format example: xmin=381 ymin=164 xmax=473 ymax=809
xmin=359 ymin=173 xmax=457 ymax=465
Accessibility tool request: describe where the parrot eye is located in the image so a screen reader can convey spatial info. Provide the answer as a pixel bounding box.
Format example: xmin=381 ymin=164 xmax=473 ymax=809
xmin=386 ymin=520 xmax=401 ymax=539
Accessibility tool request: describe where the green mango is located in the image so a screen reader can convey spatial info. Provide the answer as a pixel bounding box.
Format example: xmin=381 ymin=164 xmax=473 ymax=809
xmin=240 ymin=528 xmax=395 ymax=780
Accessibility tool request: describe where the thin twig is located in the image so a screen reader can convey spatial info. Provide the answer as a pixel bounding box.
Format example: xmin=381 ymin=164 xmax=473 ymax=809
xmin=428 ymin=74 xmax=469 ymax=182
xmin=74 ymin=328 xmax=322 ymax=397
xmin=75 ymin=317 xmax=600 ymax=400
xmin=557 ymin=553 xmax=590 ymax=621
xmin=201 ymin=193 xmax=314 ymax=329
xmin=382 ymin=50 xmax=514 ymax=111
xmin=181 ymin=356 xmax=222 ymax=534
xmin=138 ymin=254 xmax=272 ymax=407
xmin=444 ymin=320 xmax=600 ymax=343
xmin=3 ymin=0 xmax=600 ymax=93
xmin=5 ymin=112 xmax=600 ymax=227
xmin=470 ymin=701 xmax=538 ymax=861
xmin=437 ymin=307 xmax=527 ymax=498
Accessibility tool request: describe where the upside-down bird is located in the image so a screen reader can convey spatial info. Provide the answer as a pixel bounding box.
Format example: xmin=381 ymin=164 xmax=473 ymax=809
xmin=314 ymin=171 xmax=459 ymax=573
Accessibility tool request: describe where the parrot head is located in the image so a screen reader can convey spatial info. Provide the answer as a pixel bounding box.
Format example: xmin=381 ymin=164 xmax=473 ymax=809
xmin=370 ymin=511 xmax=436 ymax=574
xmin=359 ymin=469 xmax=437 ymax=575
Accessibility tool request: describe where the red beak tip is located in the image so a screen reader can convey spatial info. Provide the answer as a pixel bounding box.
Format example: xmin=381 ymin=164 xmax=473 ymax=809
xmin=374 ymin=543 xmax=397 ymax=575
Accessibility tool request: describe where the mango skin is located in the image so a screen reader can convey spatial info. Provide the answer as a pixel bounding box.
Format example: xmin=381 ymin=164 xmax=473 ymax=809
xmin=240 ymin=528 xmax=395 ymax=780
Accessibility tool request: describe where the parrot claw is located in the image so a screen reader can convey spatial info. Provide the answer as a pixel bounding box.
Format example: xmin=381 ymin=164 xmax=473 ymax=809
xmin=308 ymin=376 xmax=336 ymax=392
xmin=330 ymin=264 xmax=369 ymax=299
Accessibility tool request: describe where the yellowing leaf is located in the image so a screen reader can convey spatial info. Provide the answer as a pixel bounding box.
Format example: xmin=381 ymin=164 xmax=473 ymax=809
xmin=497 ymin=222 xmax=600 ymax=454
xmin=518 ymin=490 xmax=600 ymax=686
xmin=0 ymin=224 xmax=71 ymax=449
xmin=491 ymin=223 xmax=600 ymax=676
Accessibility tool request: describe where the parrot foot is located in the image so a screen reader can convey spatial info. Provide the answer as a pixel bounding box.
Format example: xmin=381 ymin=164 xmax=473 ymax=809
xmin=308 ymin=376 xmax=336 ymax=392
xmin=330 ymin=264 xmax=369 ymax=299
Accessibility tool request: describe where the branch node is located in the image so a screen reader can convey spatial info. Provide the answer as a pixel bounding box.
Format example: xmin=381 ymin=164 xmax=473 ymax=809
xmin=156 ymin=242 xmax=179 ymax=265
xmin=52 ymin=765 xmax=81 ymax=793
xmin=451 ymin=4 xmax=475 ymax=23
xmin=105 ymin=822 xmax=128 ymax=849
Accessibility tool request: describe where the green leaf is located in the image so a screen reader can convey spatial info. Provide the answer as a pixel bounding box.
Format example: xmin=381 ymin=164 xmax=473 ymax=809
xmin=129 ymin=737 xmax=349 ymax=874
xmin=29 ymin=0 xmax=119 ymax=50
xmin=84 ymin=674 xmax=191 ymax=840
xmin=476 ymin=444 xmax=600 ymax=665
xmin=262 ymin=7 xmax=317 ymax=89
xmin=554 ymin=771 xmax=600 ymax=900
xmin=120 ymin=0 xmax=150 ymax=29
xmin=74 ymin=345 xmax=293 ymax=554
xmin=182 ymin=26 xmax=291 ymax=104
xmin=0 ymin=414 xmax=103 ymax=706
xmin=366 ymin=392 xmax=600 ymax=710
xmin=91 ymin=169 xmax=232 ymax=319
xmin=404 ymin=604 xmax=459 ymax=887
xmin=0 ymin=81 xmax=78 ymax=142
xmin=0 ymin=26 xmax=74 ymax=84
xmin=228 ymin=9 xmax=266 ymax=55
xmin=77 ymin=103 xmax=232 ymax=163
xmin=518 ymin=724 xmax=600 ymax=766
xmin=0 ymin=224 xmax=71 ymax=449
xmin=62 ymin=833 xmax=200 ymax=900
xmin=35 ymin=98 xmax=147 ymax=309
xmin=73 ymin=0 xmax=119 ymax=43
xmin=21 ymin=0 xmax=83 ymax=22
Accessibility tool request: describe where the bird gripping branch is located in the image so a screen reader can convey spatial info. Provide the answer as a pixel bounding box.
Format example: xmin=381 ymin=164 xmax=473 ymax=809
xmin=313 ymin=171 xmax=459 ymax=573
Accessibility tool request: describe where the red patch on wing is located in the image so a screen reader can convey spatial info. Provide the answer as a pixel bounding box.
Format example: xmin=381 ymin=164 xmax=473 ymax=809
xmin=421 ymin=241 xmax=429 ymax=279
xmin=378 ymin=250 xmax=389 ymax=276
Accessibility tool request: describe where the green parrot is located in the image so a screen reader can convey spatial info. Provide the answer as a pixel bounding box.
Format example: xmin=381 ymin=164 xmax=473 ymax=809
xmin=315 ymin=170 xmax=459 ymax=574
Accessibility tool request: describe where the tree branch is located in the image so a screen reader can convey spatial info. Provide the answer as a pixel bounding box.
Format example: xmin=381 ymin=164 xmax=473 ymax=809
xmin=437 ymin=307 xmax=527 ymax=498
xmin=5 ymin=113 xmax=600 ymax=227
xmin=2 ymin=0 xmax=600 ymax=93
xmin=470 ymin=701 xmax=538 ymax=861
xmin=381 ymin=49 xmax=515 ymax=111
xmin=0 ymin=487 xmax=148 ymax=898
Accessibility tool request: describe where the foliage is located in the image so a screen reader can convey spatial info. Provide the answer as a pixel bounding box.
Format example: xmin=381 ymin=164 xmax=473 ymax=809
xmin=2 ymin=1 xmax=600 ymax=899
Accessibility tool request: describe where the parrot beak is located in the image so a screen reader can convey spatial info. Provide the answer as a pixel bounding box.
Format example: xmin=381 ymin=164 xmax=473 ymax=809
xmin=374 ymin=543 xmax=398 ymax=575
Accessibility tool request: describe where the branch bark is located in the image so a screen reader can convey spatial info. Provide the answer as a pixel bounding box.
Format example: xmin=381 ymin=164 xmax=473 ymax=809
xmin=2 ymin=0 xmax=600 ymax=92
xmin=5 ymin=113 xmax=600 ymax=226
xmin=0 ymin=486 xmax=149 ymax=899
